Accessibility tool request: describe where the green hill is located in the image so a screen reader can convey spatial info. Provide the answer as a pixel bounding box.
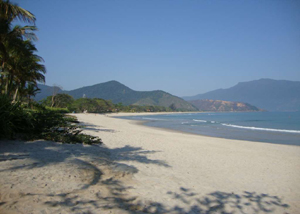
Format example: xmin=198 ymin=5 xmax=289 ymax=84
xmin=37 ymin=81 xmax=197 ymax=111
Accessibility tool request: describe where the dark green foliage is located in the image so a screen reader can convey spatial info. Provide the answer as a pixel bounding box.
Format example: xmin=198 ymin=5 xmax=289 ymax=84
xmin=42 ymin=125 xmax=102 ymax=145
xmin=28 ymin=109 xmax=102 ymax=144
xmin=0 ymin=95 xmax=32 ymax=138
xmin=37 ymin=115 xmax=102 ymax=145
xmin=0 ymin=96 xmax=102 ymax=144
xmin=69 ymin=98 xmax=114 ymax=113
xmin=42 ymin=93 xmax=74 ymax=108
xmin=0 ymin=6 xmax=45 ymax=101
xmin=119 ymin=105 xmax=172 ymax=112
xmin=45 ymin=106 xmax=70 ymax=113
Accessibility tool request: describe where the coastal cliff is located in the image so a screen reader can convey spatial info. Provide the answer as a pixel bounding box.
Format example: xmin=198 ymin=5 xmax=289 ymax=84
xmin=189 ymin=99 xmax=263 ymax=112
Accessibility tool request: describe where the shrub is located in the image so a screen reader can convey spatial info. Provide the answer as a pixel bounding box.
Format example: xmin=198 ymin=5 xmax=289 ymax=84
xmin=26 ymin=109 xmax=102 ymax=144
xmin=45 ymin=106 xmax=70 ymax=113
xmin=0 ymin=96 xmax=102 ymax=145
xmin=0 ymin=95 xmax=32 ymax=139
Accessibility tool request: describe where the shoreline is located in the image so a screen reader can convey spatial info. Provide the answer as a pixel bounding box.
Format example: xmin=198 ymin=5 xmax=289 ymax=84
xmin=120 ymin=116 xmax=250 ymax=145
xmin=107 ymin=111 xmax=201 ymax=117
xmin=110 ymin=112 xmax=300 ymax=147
xmin=75 ymin=113 xmax=299 ymax=213
xmin=107 ymin=110 xmax=267 ymax=117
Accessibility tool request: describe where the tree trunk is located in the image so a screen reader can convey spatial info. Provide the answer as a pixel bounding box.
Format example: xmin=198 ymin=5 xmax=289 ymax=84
xmin=12 ymin=87 xmax=18 ymax=103
xmin=28 ymin=95 xmax=31 ymax=108
xmin=7 ymin=72 xmax=14 ymax=97
xmin=51 ymin=95 xmax=55 ymax=107
xmin=0 ymin=77 xmax=3 ymax=94
xmin=0 ymin=61 xmax=5 ymax=94
xmin=4 ymin=74 xmax=9 ymax=95
xmin=0 ymin=43 xmax=7 ymax=94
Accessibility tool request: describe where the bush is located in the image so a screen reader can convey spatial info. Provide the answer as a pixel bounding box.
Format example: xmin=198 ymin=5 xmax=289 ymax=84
xmin=69 ymin=98 xmax=114 ymax=113
xmin=45 ymin=106 xmax=70 ymax=113
xmin=0 ymin=96 xmax=102 ymax=145
xmin=41 ymin=93 xmax=74 ymax=108
xmin=0 ymin=95 xmax=32 ymax=139
xmin=26 ymin=109 xmax=102 ymax=144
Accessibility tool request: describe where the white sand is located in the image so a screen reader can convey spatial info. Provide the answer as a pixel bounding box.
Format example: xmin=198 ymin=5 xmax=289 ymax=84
xmin=1 ymin=112 xmax=299 ymax=213
xmin=76 ymin=113 xmax=300 ymax=213
xmin=0 ymin=139 xmax=139 ymax=214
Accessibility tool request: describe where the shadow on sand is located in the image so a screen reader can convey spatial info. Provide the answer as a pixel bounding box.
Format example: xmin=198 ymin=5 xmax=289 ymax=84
xmin=80 ymin=122 xmax=117 ymax=133
xmin=0 ymin=140 xmax=290 ymax=213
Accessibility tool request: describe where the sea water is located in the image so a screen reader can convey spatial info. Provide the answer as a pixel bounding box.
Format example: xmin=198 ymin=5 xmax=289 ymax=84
xmin=118 ymin=112 xmax=300 ymax=146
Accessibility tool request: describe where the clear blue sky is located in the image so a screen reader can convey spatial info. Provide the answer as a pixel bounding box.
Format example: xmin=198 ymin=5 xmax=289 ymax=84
xmin=18 ymin=0 xmax=300 ymax=96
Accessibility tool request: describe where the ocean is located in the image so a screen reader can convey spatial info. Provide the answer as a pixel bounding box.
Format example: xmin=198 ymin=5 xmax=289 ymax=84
xmin=117 ymin=112 xmax=300 ymax=146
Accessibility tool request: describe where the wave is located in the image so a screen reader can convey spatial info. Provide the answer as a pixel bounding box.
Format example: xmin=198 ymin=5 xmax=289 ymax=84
xmin=193 ymin=119 xmax=207 ymax=123
xmin=222 ymin=124 xmax=300 ymax=134
xmin=193 ymin=119 xmax=218 ymax=124
xmin=181 ymin=122 xmax=189 ymax=124
xmin=142 ymin=117 xmax=167 ymax=121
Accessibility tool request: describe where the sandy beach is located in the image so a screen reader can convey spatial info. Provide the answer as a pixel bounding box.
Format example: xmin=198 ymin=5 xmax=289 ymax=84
xmin=1 ymin=112 xmax=300 ymax=213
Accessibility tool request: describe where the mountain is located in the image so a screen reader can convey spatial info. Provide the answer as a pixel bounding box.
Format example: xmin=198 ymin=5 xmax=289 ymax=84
xmin=36 ymin=81 xmax=197 ymax=111
xmin=34 ymin=84 xmax=65 ymax=101
xmin=189 ymin=99 xmax=263 ymax=112
xmin=183 ymin=79 xmax=300 ymax=112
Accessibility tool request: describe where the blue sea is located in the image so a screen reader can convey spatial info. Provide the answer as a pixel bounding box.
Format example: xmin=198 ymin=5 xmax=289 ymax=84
xmin=118 ymin=112 xmax=300 ymax=146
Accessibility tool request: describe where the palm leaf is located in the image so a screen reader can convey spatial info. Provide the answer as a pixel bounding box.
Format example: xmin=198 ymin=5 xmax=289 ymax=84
xmin=0 ymin=0 xmax=36 ymax=23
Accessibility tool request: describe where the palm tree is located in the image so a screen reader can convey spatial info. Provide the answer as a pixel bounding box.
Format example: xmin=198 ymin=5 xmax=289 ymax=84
xmin=0 ymin=0 xmax=35 ymax=23
xmin=9 ymin=40 xmax=46 ymax=102
xmin=4 ymin=31 xmax=38 ymax=93
xmin=0 ymin=0 xmax=45 ymax=101
xmin=0 ymin=0 xmax=37 ymax=95
xmin=23 ymin=83 xmax=40 ymax=108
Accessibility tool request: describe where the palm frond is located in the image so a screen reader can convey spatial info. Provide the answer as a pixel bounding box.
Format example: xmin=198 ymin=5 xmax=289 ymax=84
xmin=0 ymin=0 xmax=36 ymax=24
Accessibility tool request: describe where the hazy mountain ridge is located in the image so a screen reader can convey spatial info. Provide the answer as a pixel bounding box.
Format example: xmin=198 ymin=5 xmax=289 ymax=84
xmin=36 ymin=81 xmax=197 ymax=111
xmin=34 ymin=84 xmax=65 ymax=101
xmin=189 ymin=99 xmax=263 ymax=112
xmin=183 ymin=79 xmax=300 ymax=112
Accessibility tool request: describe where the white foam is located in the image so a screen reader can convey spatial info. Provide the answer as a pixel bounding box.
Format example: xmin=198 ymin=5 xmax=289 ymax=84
xmin=193 ymin=119 xmax=207 ymax=123
xmin=142 ymin=117 xmax=166 ymax=121
xmin=222 ymin=124 xmax=300 ymax=134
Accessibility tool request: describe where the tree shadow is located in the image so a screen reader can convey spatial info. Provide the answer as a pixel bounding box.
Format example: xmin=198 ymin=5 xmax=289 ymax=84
xmin=0 ymin=141 xmax=290 ymax=213
xmin=106 ymin=145 xmax=170 ymax=168
xmin=26 ymin=176 xmax=139 ymax=213
xmin=80 ymin=122 xmax=117 ymax=133
xmin=90 ymin=187 xmax=290 ymax=214
xmin=0 ymin=139 xmax=169 ymax=173
xmin=164 ymin=188 xmax=290 ymax=213
xmin=0 ymin=139 xmax=170 ymax=213
xmin=48 ymin=186 xmax=290 ymax=214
